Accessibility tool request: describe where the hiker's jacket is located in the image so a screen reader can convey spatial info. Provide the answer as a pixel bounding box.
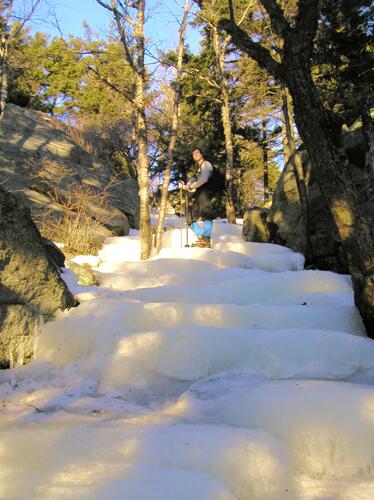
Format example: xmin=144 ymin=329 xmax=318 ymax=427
xmin=188 ymin=161 xmax=213 ymax=190
xmin=187 ymin=160 xmax=224 ymax=222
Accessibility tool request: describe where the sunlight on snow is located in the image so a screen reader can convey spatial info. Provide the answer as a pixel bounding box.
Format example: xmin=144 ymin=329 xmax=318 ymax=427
xmin=1 ymin=219 xmax=374 ymax=499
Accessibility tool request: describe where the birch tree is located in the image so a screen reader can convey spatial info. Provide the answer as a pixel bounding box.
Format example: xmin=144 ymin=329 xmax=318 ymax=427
xmin=96 ymin=0 xmax=152 ymax=259
xmin=211 ymin=22 xmax=237 ymax=222
xmin=154 ymin=0 xmax=191 ymax=252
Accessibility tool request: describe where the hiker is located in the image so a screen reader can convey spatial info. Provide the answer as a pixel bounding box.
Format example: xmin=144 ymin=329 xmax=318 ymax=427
xmin=179 ymin=148 xmax=224 ymax=248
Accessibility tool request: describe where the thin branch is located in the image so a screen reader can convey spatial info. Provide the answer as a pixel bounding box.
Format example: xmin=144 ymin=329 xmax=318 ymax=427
xmin=259 ymin=0 xmax=290 ymax=38
xmin=218 ymin=16 xmax=284 ymax=82
xmin=87 ymin=65 xmax=134 ymax=103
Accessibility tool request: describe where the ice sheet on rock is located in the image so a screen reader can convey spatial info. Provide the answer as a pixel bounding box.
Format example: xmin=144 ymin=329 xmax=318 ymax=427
xmin=96 ymin=257 xmax=219 ymax=275
xmin=71 ymin=255 xmax=100 ymax=267
xmin=119 ymin=269 xmax=353 ymax=306
xmin=150 ymin=209 xmax=181 ymax=228
xmin=36 ymin=300 xmax=365 ymax=372
xmin=212 ymin=234 xmax=294 ymax=255
xmin=3 ymin=215 xmax=374 ymax=500
xmin=156 ymin=246 xmax=305 ymax=272
xmin=0 ymin=419 xmax=288 ymax=500
xmin=60 ymin=268 xmax=118 ymax=301
xmin=98 ymin=268 xmax=253 ymax=291
xmin=160 ymin=227 xmax=198 ymax=249
xmin=178 ymin=377 xmax=374 ymax=481
xmin=212 ymin=221 xmax=243 ymax=237
xmin=37 ymin=320 xmax=374 ymax=382
xmin=82 ymin=466 xmax=236 ymax=500
xmin=98 ymin=236 xmax=142 ymax=263
xmin=100 ymin=328 xmax=374 ymax=385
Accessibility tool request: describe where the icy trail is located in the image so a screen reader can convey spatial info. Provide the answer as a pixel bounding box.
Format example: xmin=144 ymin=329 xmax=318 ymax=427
xmin=1 ymin=220 xmax=374 ymax=499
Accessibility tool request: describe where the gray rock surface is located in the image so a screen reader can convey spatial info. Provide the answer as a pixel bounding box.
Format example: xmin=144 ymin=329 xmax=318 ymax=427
xmin=42 ymin=238 xmax=66 ymax=268
xmin=67 ymin=261 xmax=98 ymax=286
xmin=267 ymin=153 xmax=348 ymax=272
xmin=0 ymin=306 xmax=35 ymax=368
xmin=0 ymin=187 xmax=76 ymax=367
xmin=264 ymin=125 xmax=369 ymax=273
xmin=0 ymin=104 xmax=139 ymax=233
xmin=242 ymin=206 xmax=270 ymax=243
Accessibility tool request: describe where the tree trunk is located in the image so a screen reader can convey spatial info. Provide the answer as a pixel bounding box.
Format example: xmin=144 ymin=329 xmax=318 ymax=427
xmin=261 ymin=119 xmax=269 ymax=204
xmin=212 ymin=25 xmax=236 ymax=223
xmin=134 ymin=0 xmax=151 ymax=260
xmin=361 ymin=104 xmax=374 ymax=201
xmin=284 ymin=54 xmax=374 ymax=334
xmin=281 ymin=85 xmax=313 ymax=264
xmin=154 ymin=0 xmax=189 ymax=252
xmin=218 ymin=1 xmax=374 ymax=334
xmin=0 ymin=31 xmax=8 ymax=116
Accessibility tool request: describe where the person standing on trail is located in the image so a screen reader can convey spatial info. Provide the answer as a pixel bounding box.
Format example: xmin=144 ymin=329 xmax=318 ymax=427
xmin=179 ymin=148 xmax=224 ymax=248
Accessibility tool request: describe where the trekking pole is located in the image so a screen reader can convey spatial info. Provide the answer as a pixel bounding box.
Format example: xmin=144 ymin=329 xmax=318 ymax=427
xmin=185 ymin=189 xmax=190 ymax=247
xmin=179 ymin=185 xmax=183 ymax=248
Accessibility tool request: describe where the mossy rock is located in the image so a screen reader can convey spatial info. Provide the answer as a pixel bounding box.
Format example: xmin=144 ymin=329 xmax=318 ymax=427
xmin=67 ymin=261 xmax=98 ymax=286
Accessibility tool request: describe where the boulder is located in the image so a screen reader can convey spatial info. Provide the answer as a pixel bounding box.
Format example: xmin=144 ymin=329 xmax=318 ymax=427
xmin=268 ymin=155 xmax=348 ymax=272
xmin=0 ymin=187 xmax=76 ymax=367
xmin=67 ymin=261 xmax=98 ymax=286
xmin=242 ymin=206 xmax=270 ymax=243
xmin=0 ymin=306 xmax=35 ymax=368
xmin=0 ymin=104 xmax=139 ymax=234
xmin=267 ymin=123 xmax=370 ymax=273
xmin=42 ymin=238 xmax=66 ymax=268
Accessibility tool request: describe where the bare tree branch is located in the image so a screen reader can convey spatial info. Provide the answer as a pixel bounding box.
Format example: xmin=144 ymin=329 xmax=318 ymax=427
xmin=218 ymin=16 xmax=284 ymax=82
xmin=260 ymin=0 xmax=290 ymax=38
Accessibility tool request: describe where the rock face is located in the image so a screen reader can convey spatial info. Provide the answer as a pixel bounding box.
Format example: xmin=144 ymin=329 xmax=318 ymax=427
xmin=243 ymin=124 xmax=369 ymax=273
xmin=242 ymin=207 xmax=270 ymax=243
xmin=267 ymin=149 xmax=355 ymax=272
xmin=0 ymin=104 xmax=140 ymax=235
xmin=0 ymin=187 xmax=76 ymax=367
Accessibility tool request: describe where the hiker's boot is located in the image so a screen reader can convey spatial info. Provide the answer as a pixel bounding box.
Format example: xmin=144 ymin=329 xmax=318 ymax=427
xmin=201 ymin=236 xmax=211 ymax=248
xmin=191 ymin=236 xmax=211 ymax=248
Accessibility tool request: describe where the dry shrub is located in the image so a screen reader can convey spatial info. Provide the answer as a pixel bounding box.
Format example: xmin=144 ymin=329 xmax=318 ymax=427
xmin=35 ymin=183 xmax=115 ymax=258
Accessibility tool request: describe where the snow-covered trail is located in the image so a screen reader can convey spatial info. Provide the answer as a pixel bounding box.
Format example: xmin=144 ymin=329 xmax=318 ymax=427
xmin=1 ymin=220 xmax=374 ymax=500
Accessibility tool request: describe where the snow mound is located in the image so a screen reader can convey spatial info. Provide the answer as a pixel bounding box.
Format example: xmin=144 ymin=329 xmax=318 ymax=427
xmin=37 ymin=325 xmax=374 ymax=382
xmin=119 ymin=269 xmax=353 ymax=306
xmin=44 ymin=299 xmax=366 ymax=336
xmin=0 ymin=420 xmax=288 ymax=500
xmin=98 ymin=236 xmax=141 ymax=263
xmin=2 ymin=214 xmax=374 ymax=499
xmin=212 ymin=220 xmax=243 ymax=237
xmin=156 ymin=246 xmax=305 ymax=272
xmin=179 ymin=376 xmax=374 ymax=480
xmin=213 ymin=234 xmax=294 ymax=255
xmin=97 ymin=257 xmax=219 ymax=274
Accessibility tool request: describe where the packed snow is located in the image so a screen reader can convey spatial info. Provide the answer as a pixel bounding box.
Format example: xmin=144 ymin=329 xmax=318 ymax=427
xmin=1 ymin=219 xmax=374 ymax=499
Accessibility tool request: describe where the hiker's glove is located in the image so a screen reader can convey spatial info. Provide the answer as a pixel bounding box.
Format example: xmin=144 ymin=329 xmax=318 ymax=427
xmin=179 ymin=182 xmax=188 ymax=190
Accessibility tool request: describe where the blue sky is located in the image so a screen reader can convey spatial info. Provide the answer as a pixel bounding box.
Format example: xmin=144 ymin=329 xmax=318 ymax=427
xmin=29 ymin=0 xmax=202 ymax=54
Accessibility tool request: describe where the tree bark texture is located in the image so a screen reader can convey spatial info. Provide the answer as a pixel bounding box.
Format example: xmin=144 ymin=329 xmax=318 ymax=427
xmin=155 ymin=0 xmax=189 ymax=252
xmin=96 ymin=0 xmax=152 ymax=258
xmin=281 ymin=85 xmax=312 ymax=264
xmin=211 ymin=24 xmax=236 ymax=223
xmin=261 ymin=119 xmax=269 ymax=204
xmin=134 ymin=0 xmax=152 ymax=259
xmin=284 ymin=56 xmax=374 ymax=333
xmin=0 ymin=31 xmax=8 ymax=115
